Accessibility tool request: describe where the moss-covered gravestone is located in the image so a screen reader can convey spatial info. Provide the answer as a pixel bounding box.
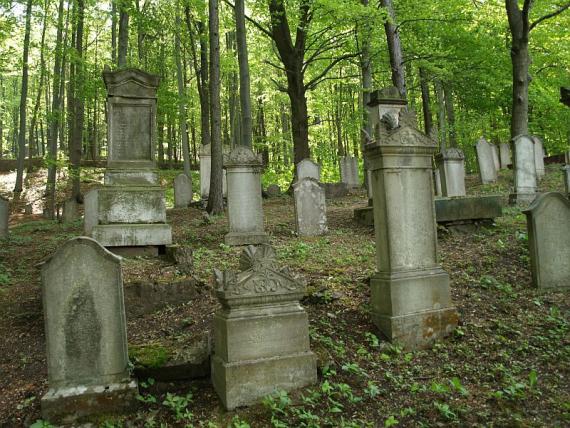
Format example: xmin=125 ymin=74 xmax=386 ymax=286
xmin=211 ymin=245 xmax=316 ymax=409
xmin=40 ymin=237 xmax=137 ymax=424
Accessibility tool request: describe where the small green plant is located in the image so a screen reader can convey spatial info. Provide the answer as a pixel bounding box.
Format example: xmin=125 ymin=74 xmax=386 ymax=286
xmin=231 ymin=416 xmax=251 ymax=428
xmin=434 ymin=401 xmax=457 ymax=421
xmin=364 ymin=381 xmax=380 ymax=398
xmin=30 ymin=421 xmax=56 ymax=428
xmin=162 ymin=392 xmax=193 ymax=421
xmin=384 ymin=415 xmax=399 ymax=427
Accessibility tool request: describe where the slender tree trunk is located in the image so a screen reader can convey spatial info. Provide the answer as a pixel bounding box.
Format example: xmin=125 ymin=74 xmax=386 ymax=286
xmin=111 ymin=1 xmax=117 ymax=64
xmin=434 ymin=79 xmax=446 ymax=152
xmin=175 ymin=11 xmax=191 ymax=177
xmin=419 ymin=67 xmax=433 ymax=136
xmin=234 ymin=0 xmax=252 ymax=147
xmin=380 ymin=0 xmax=406 ymax=99
xmin=443 ymin=82 xmax=457 ymax=148
xmin=207 ymin=0 xmax=224 ymax=214
xmin=360 ymin=0 xmax=373 ymax=144
xmin=118 ymin=1 xmax=129 ymax=68
xmin=14 ymin=0 xmax=34 ymax=194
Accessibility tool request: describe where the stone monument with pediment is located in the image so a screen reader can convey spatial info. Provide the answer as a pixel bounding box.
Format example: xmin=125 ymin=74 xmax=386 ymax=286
xmin=84 ymin=68 xmax=171 ymax=252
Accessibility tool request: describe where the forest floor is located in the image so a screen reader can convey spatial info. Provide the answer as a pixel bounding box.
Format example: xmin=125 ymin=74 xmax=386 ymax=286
xmin=0 ymin=165 xmax=568 ymax=427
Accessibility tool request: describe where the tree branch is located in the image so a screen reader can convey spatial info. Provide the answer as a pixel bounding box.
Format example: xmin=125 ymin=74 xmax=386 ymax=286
xmin=305 ymin=52 xmax=360 ymax=91
xmin=222 ymin=0 xmax=274 ymax=39
xmin=530 ymin=2 xmax=570 ymax=31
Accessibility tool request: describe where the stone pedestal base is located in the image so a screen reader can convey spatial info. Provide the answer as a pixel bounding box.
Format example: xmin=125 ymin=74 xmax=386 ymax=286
xmin=370 ymin=269 xmax=458 ymax=349
xmin=92 ymin=224 xmax=172 ymax=247
xmin=224 ymin=231 xmax=269 ymax=246
xmin=509 ymin=192 xmax=538 ymax=206
xmin=212 ymin=352 xmax=316 ymax=410
xmin=41 ymin=380 xmax=138 ymax=424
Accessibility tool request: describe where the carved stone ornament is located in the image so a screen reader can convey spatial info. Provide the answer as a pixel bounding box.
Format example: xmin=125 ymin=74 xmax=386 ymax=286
xmin=214 ymin=245 xmax=305 ymax=305
xmin=441 ymin=147 xmax=465 ymax=160
xmin=224 ymin=146 xmax=263 ymax=167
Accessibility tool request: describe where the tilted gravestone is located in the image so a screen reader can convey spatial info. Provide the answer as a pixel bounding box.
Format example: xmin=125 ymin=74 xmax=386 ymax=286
xmin=211 ymin=245 xmax=316 ymax=409
xmin=0 ymin=196 xmax=8 ymax=238
xmin=532 ymin=136 xmax=546 ymax=179
xmin=296 ymin=158 xmax=321 ymax=181
xmin=509 ymin=135 xmax=538 ymax=205
xmin=84 ymin=68 xmax=171 ymax=249
xmin=365 ymin=97 xmax=458 ymax=349
xmin=224 ymin=146 xmax=269 ymax=245
xmin=499 ymin=143 xmax=511 ymax=169
xmin=174 ymin=173 xmax=192 ymax=208
xmin=435 ymin=147 xmax=466 ymax=197
xmin=475 ymin=137 xmax=497 ymax=184
xmin=340 ymin=156 xmax=360 ymax=188
xmin=523 ymin=193 xmax=570 ymax=289
xmin=293 ymin=178 xmax=327 ymax=236
xmin=40 ymin=237 xmax=137 ymax=423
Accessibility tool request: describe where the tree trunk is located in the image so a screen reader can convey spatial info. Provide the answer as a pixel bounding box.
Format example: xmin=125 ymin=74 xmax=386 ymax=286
xmin=118 ymin=2 xmax=129 ymax=68
xmin=175 ymin=11 xmax=192 ymax=178
xmin=434 ymin=79 xmax=446 ymax=152
xmin=13 ymin=0 xmax=33 ymax=194
xmin=380 ymin=0 xmax=406 ymax=99
xmin=234 ymin=0 xmax=252 ymax=147
xmin=207 ymin=0 xmax=224 ymax=214
xmin=111 ymin=1 xmax=117 ymax=64
xmin=443 ymin=82 xmax=457 ymax=148
xmin=419 ymin=67 xmax=433 ymax=136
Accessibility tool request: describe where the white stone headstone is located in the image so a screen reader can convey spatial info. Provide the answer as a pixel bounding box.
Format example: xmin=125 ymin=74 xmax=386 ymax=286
xmin=296 ymin=159 xmax=321 ymax=181
xmin=499 ymin=143 xmax=511 ymax=169
xmin=523 ymin=193 xmax=570 ymax=289
xmin=510 ymin=135 xmax=537 ymax=205
xmin=293 ymin=178 xmax=327 ymax=236
xmin=475 ymin=137 xmax=497 ymax=184
xmin=434 ymin=169 xmax=442 ymax=197
xmin=491 ymin=144 xmax=500 ymax=172
xmin=40 ymin=237 xmax=137 ymax=422
xmin=340 ymin=156 xmax=360 ymax=188
xmin=174 ymin=173 xmax=192 ymax=208
xmin=436 ymin=148 xmax=466 ymax=197
xmin=532 ymin=136 xmax=545 ymax=179
xmin=0 ymin=196 xmax=8 ymax=238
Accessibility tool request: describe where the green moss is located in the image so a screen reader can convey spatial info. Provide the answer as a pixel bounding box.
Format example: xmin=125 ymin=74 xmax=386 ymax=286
xmin=129 ymin=343 xmax=170 ymax=368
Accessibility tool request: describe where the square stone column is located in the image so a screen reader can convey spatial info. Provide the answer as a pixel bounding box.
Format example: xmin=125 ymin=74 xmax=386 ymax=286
xmin=509 ymin=135 xmax=538 ymax=205
xmin=435 ymin=148 xmax=466 ymax=197
xmin=224 ymin=146 xmax=269 ymax=246
xmin=365 ymin=103 xmax=458 ymax=350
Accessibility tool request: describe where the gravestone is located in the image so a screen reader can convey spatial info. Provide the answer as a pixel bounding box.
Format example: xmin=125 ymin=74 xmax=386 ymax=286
xmin=499 ymin=143 xmax=511 ymax=169
xmin=40 ymin=237 xmax=137 ymax=423
xmin=0 ymin=196 xmax=8 ymax=238
xmin=266 ymin=184 xmax=281 ymax=198
xmin=25 ymin=204 xmax=33 ymax=215
xmin=340 ymin=156 xmax=360 ymax=188
xmin=199 ymin=144 xmax=227 ymax=199
xmin=523 ymin=193 xmax=570 ymax=289
xmin=174 ymin=173 xmax=192 ymax=208
xmin=61 ymin=198 xmax=78 ymax=223
xmin=433 ymin=169 xmax=442 ymax=197
xmin=563 ymin=165 xmax=570 ymax=196
xmin=224 ymin=146 xmax=269 ymax=245
xmin=211 ymin=245 xmax=316 ymax=410
xmin=491 ymin=144 xmax=500 ymax=172
xmin=566 ymin=151 xmax=570 ymax=165
xmin=296 ymin=159 xmax=321 ymax=181
xmin=436 ymin=148 xmax=466 ymax=197
xmin=323 ymin=182 xmax=349 ymax=199
xmin=532 ymin=136 xmax=545 ymax=179
xmin=475 ymin=137 xmax=497 ymax=184
xmin=365 ymin=96 xmax=458 ymax=349
xmin=85 ymin=68 xmax=172 ymax=250
xmin=509 ymin=135 xmax=538 ymax=205
xmin=293 ymin=178 xmax=327 ymax=236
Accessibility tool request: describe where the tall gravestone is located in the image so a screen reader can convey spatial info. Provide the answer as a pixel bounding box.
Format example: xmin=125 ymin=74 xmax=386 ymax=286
xmin=475 ymin=137 xmax=497 ymax=184
xmin=224 ymin=146 xmax=269 ymax=245
xmin=0 ymin=195 xmax=8 ymax=238
xmin=499 ymin=143 xmax=511 ymax=169
xmin=435 ymin=148 xmax=466 ymax=197
xmin=61 ymin=198 xmax=78 ymax=223
xmin=491 ymin=144 xmax=500 ymax=172
xmin=433 ymin=169 xmax=442 ymax=197
xmin=293 ymin=178 xmax=327 ymax=236
xmin=523 ymin=193 xmax=570 ymax=289
xmin=211 ymin=245 xmax=316 ymax=409
xmin=296 ymin=158 xmax=321 ymax=181
xmin=174 ymin=173 xmax=192 ymax=208
xmin=340 ymin=156 xmax=360 ymax=188
xmin=199 ymin=143 xmax=227 ymax=199
xmin=40 ymin=237 xmax=137 ymax=423
xmin=563 ymin=165 xmax=570 ymax=197
xmin=85 ymin=69 xmax=172 ymax=249
xmin=365 ymin=94 xmax=458 ymax=349
xmin=509 ymin=135 xmax=538 ymax=205
xmin=532 ymin=136 xmax=546 ymax=179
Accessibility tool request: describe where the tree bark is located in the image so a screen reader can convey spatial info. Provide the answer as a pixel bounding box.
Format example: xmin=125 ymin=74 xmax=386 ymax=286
xmin=207 ymin=0 xmax=224 ymax=214
xmin=111 ymin=1 xmax=117 ymax=64
xmin=175 ymin=11 xmax=192 ymax=178
xmin=118 ymin=0 xmax=129 ymax=68
xmin=443 ymin=82 xmax=457 ymax=148
xmin=380 ymin=0 xmax=406 ymax=99
xmin=419 ymin=67 xmax=433 ymax=137
xmin=13 ymin=0 xmax=33 ymax=194
xmin=434 ymin=79 xmax=446 ymax=152
xmin=234 ymin=0 xmax=252 ymax=147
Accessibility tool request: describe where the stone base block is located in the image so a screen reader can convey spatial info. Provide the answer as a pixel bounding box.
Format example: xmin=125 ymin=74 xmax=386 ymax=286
xmin=354 ymin=206 xmax=374 ymax=226
xmin=110 ymin=245 xmax=161 ymax=258
xmin=224 ymin=232 xmax=269 ymax=246
xmin=92 ymin=224 xmax=172 ymax=247
xmin=211 ymin=352 xmax=317 ymax=410
xmin=370 ymin=269 xmax=458 ymax=349
xmin=435 ymin=195 xmax=502 ymax=223
xmin=509 ymin=192 xmax=538 ymax=206
xmin=41 ymin=380 xmax=138 ymax=425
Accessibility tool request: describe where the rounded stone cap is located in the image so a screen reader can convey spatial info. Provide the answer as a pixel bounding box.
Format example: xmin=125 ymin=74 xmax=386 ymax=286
xmin=224 ymin=146 xmax=263 ymax=167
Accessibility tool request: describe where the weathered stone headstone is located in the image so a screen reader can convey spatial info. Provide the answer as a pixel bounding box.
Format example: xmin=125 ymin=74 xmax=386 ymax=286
xmin=365 ymin=97 xmax=458 ymax=349
xmin=509 ymin=135 xmax=538 ymax=205
xmin=523 ymin=193 xmax=570 ymax=289
xmin=266 ymin=184 xmax=281 ymax=198
xmin=436 ymin=148 xmax=466 ymax=197
xmin=61 ymin=198 xmax=78 ymax=223
xmin=296 ymin=158 xmax=321 ymax=181
xmin=199 ymin=144 xmax=227 ymax=199
xmin=25 ymin=204 xmax=33 ymax=215
xmin=211 ymin=245 xmax=316 ymax=410
xmin=40 ymin=237 xmax=137 ymax=423
xmin=565 ymin=150 xmax=570 ymax=165
xmin=532 ymin=136 xmax=545 ymax=179
xmin=174 ymin=173 xmax=192 ymax=208
xmin=293 ymin=178 xmax=327 ymax=236
xmin=340 ymin=156 xmax=360 ymax=188
xmin=433 ymin=169 xmax=442 ymax=197
xmin=475 ymin=137 xmax=497 ymax=184
xmin=224 ymin=146 xmax=269 ymax=245
xmin=323 ymin=182 xmax=348 ymax=199
xmin=563 ymin=165 xmax=570 ymax=197
xmin=0 ymin=196 xmax=8 ymax=238
xmin=85 ymin=69 xmax=172 ymax=249
xmin=491 ymin=144 xmax=500 ymax=172
xmin=499 ymin=143 xmax=511 ymax=169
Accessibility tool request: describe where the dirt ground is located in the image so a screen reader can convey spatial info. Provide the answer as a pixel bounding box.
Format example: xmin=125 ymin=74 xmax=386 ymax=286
xmin=0 ymin=165 xmax=568 ymax=427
